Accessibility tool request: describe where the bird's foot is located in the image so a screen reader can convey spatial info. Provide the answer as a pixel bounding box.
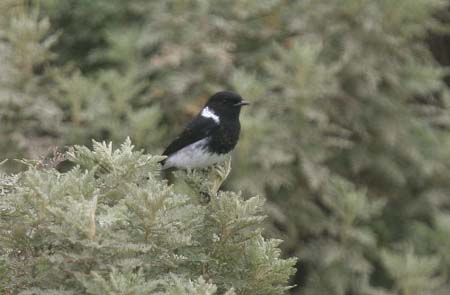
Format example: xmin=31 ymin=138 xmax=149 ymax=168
xmin=172 ymin=157 xmax=232 ymax=204
xmin=209 ymin=156 xmax=232 ymax=196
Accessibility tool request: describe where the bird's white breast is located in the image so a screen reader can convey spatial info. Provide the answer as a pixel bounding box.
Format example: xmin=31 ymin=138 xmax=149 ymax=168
xmin=163 ymin=138 xmax=229 ymax=169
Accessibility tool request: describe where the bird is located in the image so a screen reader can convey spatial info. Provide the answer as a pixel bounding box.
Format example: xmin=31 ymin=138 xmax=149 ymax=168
xmin=161 ymin=91 xmax=249 ymax=169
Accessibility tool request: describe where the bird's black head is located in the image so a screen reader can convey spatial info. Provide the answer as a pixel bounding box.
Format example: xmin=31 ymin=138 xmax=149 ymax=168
xmin=204 ymin=91 xmax=249 ymax=120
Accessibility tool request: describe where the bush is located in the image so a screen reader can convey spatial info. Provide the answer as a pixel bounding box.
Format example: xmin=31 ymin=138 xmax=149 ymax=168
xmin=0 ymin=139 xmax=296 ymax=294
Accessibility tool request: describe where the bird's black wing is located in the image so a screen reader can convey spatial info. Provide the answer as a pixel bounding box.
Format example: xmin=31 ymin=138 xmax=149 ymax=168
xmin=162 ymin=115 xmax=218 ymax=157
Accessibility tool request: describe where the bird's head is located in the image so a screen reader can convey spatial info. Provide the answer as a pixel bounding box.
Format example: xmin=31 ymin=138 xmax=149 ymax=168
xmin=203 ymin=91 xmax=249 ymax=121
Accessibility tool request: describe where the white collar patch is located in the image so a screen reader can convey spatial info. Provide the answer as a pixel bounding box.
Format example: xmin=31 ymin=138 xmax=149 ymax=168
xmin=201 ymin=107 xmax=220 ymax=123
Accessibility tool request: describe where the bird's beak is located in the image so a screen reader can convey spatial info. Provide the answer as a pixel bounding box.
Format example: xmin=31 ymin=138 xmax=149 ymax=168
xmin=234 ymin=100 xmax=250 ymax=107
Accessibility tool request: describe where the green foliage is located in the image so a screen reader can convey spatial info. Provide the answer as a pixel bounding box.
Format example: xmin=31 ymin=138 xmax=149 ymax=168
xmin=0 ymin=2 xmax=164 ymax=174
xmin=0 ymin=2 xmax=61 ymax=172
xmin=3 ymin=0 xmax=450 ymax=294
xmin=230 ymin=1 xmax=450 ymax=294
xmin=381 ymin=247 xmax=447 ymax=295
xmin=0 ymin=139 xmax=295 ymax=294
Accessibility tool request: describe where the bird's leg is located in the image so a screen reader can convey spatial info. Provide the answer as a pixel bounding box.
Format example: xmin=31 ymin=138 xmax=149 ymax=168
xmin=172 ymin=158 xmax=232 ymax=204
xmin=209 ymin=156 xmax=232 ymax=196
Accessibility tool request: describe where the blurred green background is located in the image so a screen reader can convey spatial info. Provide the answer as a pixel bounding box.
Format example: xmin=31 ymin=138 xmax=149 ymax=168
xmin=2 ymin=0 xmax=450 ymax=294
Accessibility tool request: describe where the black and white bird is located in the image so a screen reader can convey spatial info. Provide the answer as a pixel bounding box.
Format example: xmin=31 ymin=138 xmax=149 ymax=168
xmin=161 ymin=91 xmax=249 ymax=169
